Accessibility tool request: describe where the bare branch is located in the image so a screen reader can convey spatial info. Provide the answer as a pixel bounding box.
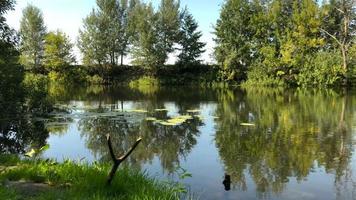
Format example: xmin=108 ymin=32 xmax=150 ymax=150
xmin=320 ymin=28 xmax=342 ymax=46
xmin=106 ymin=135 xmax=142 ymax=185
xmin=118 ymin=138 xmax=142 ymax=162
xmin=106 ymin=134 xmax=117 ymax=162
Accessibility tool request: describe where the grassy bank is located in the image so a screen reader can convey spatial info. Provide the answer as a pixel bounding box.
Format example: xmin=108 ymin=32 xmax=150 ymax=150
xmin=0 ymin=155 xmax=187 ymax=200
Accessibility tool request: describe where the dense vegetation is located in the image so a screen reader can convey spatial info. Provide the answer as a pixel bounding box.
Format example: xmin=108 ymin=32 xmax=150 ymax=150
xmin=215 ymin=0 xmax=356 ymax=86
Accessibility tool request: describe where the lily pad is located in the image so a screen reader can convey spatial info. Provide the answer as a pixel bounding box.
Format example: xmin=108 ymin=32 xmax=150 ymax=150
xmin=159 ymin=121 xmax=177 ymax=126
xmin=146 ymin=117 xmax=157 ymax=121
xmin=187 ymin=109 xmax=201 ymax=113
xmin=240 ymin=123 xmax=255 ymax=126
xmin=128 ymin=109 xmax=148 ymax=113
xmin=155 ymin=109 xmax=168 ymax=112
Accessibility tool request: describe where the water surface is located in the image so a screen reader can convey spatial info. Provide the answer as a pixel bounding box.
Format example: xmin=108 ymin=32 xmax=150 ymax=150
xmin=3 ymin=85 xmax=356 ymax=200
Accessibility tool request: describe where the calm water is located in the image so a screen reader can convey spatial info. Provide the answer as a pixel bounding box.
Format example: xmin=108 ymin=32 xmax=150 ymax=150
xmin=3 ymin=85 xmax=356 ymax=199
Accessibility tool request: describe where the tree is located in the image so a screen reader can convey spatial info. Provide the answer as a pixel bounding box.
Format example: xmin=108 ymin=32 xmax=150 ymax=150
xmin=43 ymin=31 xmax=76 ymax=72
xmin=19 ymin=5 xmax=46 ymax=71
xmin=78 ymin=10 xmax=107 ymax=67
xmin=117 ymin=0 xmax=131 ymax=66
xmin=177 ymin=9 xmax=206 ymax=66
xmin=214 ymin=0 xmax=254 ymax=82
xmin=320 ymin=0 xmax=356 ymax=82
xmin=79 ymin=0 xmax=134 ymax=68
xmin=131 ymin=2 xmax=166 ymax=71
xmin=157 ymin=0 xmax=181 ymax=62
xmin=0 ymin=0 xmax=22 ymax=94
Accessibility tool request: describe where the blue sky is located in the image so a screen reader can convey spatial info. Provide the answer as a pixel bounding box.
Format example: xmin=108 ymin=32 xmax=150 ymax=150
xmin=5 ymin=0 xmax=224 ymax=64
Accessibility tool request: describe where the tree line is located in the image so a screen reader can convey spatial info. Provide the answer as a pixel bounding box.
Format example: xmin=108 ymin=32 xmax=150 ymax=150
xmin=215 ymin=0 xmax=356 ymax=86
xmin=3 ymin=0 xmax=356 ymax=87
xmin=17 ymin=0 xmax=206 ymax=79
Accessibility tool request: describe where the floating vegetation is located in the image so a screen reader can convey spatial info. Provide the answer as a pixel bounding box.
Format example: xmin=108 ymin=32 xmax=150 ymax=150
xmin=159 ymin=121 xmax=177 ymax=126
xmin=240 ymin=123 xmax=255 ymax=126
xmin=128 ymin=109 xmax=148 ymax=113
xmin=153 ymin=115 xmax=194 ymax=126
xmin=212 ymin=116 xmax=220 ymax=119
xmin=155 ymin=108 xmax=168 ymax=112
xmin=146 ymin=117 xmax=157 ymax=121
xmin=187 ymin=109 xmax=201 ymax=113
xmin=194 ymin=115 xmax=204 ymax=120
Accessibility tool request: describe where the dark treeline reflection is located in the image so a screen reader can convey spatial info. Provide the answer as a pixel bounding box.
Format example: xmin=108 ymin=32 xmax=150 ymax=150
xmin=214 ymin=88 xmax=356 ymax=197
xmin=0 ymin=73 xmax=52 ymax=154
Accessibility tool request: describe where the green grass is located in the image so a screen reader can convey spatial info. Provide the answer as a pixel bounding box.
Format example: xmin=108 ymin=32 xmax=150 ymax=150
xmin=0 ymin=155 xmax=187 ymax=200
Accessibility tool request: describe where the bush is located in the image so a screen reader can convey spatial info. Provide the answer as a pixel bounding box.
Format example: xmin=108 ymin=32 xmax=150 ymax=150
xmin=297 ymin=51 xmax=345 ymax=87
xmin=243 ymin=64 xmax=284 ymax=87
xmin=86 ymin=75 xmax=105 ymax=85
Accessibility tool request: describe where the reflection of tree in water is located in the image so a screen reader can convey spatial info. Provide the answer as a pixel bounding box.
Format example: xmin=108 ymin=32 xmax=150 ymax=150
xmin=0 ymin=74 xmax=52 ymax=154
xmin=78 ymin=107 xmax=203 ymax=173
xmin=214 ymin=88 xmax=355 ymax=197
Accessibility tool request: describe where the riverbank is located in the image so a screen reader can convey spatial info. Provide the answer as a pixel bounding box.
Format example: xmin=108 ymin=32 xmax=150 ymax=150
xmin=25 ymin=63 xmax=356 ymax=88
xmin=0 ymin=155 xmax=186 ymax=200
xmin=25 ymin=64 xmax=226 ymax=87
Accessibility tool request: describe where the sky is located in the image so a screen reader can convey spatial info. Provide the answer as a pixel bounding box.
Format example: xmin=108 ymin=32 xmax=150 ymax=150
xmin=5 ymin=0 xmax=224 ymax=64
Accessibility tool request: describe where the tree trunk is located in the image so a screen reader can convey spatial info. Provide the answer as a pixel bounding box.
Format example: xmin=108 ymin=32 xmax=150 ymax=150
xmin=341 ymin=45 xmax=347 ymax=71
xmin=120 ymin=54 xmax=124 ymax=67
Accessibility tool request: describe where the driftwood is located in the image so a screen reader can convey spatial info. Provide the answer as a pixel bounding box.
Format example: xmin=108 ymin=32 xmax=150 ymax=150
xmin=106 ymin=134 xmax=142 ymax=185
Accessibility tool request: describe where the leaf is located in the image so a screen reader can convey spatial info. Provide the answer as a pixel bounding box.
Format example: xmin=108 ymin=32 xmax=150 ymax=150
xmin=25 ymin=149 xmax=36 ymax=158
xmin=39 ymin=144 xmax=50 ymax=152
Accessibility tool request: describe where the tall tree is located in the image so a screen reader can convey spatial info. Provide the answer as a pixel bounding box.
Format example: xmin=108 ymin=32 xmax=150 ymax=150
xmin=177 ymin=8 xmax=206 ymax=66
xmin=157 ymin=0 xmax=181 ymax=63
xmin=0 ymin=0 xmax=18 ymax=65
xmin=214 ymin=0 xmax=254 ymax=82
xmin=131 ymin=2 xmax=165 ymax=71
xmin=0 ymin=0 xmax=25 ymax=120
xmin=117 ymin=0 xmax=131 ymax=66
xmin=96 ymin=0 xmax=120 ymax=66
xmin=280 ymin=0 xmax=324 ymax=74
xmin=78 ymin=0 xmax=134 ymax=67
xmin=78 ymin=10 xmax=107 ymax=67
xmin=321 ymin=0 xmax=356 ymax=81
xmin=43 ymin=31 xmax=76 ymax=72
xmin=19 ymin=5 xmax=46 ymax=71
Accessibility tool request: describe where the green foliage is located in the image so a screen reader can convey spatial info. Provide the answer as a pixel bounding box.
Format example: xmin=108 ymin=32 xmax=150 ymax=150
xmin=214 ymin=0 xmax=254 ymax=82
xmin=43 ymin=31 xmax=75 ymax=72
xmin=157 ymin=0 xmax=181 ymax=55
xmin=297 ymin=51 xmax=345 ymax=86
xmin=78 ymin=10 xmax=106 ymax=67
xmin=78 ymin=0 xmax=133 ymax=68
xmin=177 ymin=8 xmax=205 ymax=66
xmin=215 ymin=0 xmax=356 ymax=87
xmin=19 ymin=5 xmax=46 ymax=71
xmin=130 ymin=3 xmax=164 ymax=71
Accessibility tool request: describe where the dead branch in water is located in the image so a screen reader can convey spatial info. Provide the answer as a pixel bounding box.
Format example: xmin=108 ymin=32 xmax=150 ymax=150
xmin=106 ymin=134 xmax=142 ymax=185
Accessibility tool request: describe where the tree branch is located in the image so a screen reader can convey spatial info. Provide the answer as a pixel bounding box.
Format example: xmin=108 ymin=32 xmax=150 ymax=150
xmin=118 ymin=138 xmax=142 ymax=162
xmin=320 ymin=28 xmax=342 ymax=46
xmin=106 ymin=135 xmax=142 ymax=185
